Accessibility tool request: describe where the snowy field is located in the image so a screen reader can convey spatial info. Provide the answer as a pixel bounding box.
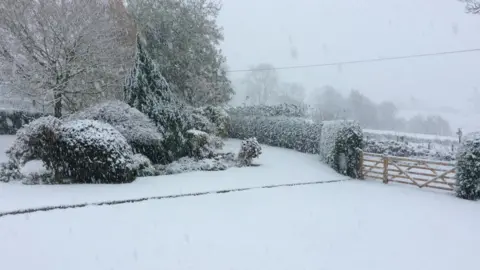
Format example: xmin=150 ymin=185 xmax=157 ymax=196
xmin=1 ymin=181 xmax=479 ymax=270
xmin=364 ymin=128 xmax=457 ymax=143
xmin=0 ymin=136 xmax=344 ymax=213
xmin=398 ymin=109 xmax=480 ymax=135
xmin=1 ymin=135 xmax=479 ymax=270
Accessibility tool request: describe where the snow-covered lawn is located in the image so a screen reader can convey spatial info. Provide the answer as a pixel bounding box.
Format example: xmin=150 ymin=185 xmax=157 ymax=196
xmin=1 ymin=134 xmax=479 ymax=270
xmin=1 ymin=180 xmax=479 ymax=270
xmin=0 ymin=136 xmax=344 ymax=213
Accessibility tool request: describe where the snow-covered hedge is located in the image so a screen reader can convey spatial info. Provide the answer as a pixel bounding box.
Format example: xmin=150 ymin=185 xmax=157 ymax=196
xmin=0 ymin=109 xmax=44 ymax=135
xmin=237 ymin=137 xmax=262 ymax=166
xmin=228 ymin=103 xmax=308 ymax=118
xmin=364 ymin=139 xmax=455 ymax=161
xmin=319 ymin=120 xmax=364 ymax=178
xmin=67 ymin=101 xmax=166 ymax=164
xmin=5 ymin=117 xmax=137 ymax=184
xmin=229 ymin=115 xmax=322 ymax=154
xmin=456 ymin=132 xmax=480 ymax=200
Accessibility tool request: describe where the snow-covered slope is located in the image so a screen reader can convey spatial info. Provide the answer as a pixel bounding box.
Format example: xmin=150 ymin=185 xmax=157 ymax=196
xmin=1 ymin=181 xmax=479 ymax=270
xmin=0 ymin=137 xmax=344 ymax=212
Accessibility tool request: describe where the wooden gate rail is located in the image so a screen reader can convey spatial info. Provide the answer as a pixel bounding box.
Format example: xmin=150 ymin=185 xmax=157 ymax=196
xmin=361 ymin=152 xmax=456 ymax=191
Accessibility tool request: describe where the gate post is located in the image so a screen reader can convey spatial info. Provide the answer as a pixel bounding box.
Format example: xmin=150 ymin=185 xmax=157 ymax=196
xmin=382 ymin=156 xmax=389 ymax=184
xmin=359 ymin=149 xmax=364 ymax=180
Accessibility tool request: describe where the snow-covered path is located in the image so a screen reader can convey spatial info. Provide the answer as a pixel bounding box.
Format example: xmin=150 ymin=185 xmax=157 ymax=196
xmin=0 ymin=137 xmax=345 ymax=212
xmin=1 ymin=180 xmax=479 ymax=270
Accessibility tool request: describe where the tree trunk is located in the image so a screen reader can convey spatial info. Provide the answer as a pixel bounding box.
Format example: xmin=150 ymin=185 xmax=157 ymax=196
xmin=54 ymin=91 xmax=62 ymax=118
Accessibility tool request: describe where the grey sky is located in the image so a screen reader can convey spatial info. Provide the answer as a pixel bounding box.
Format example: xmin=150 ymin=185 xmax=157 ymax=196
xmin=218 ymin=0 xmax=480 ymax=111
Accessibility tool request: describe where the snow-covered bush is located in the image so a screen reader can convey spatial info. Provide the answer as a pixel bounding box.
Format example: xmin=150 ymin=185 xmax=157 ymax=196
xmin=130 ymin=153 xmax=163 ymax=177
xmin=0 ymin=161 xmax=22 ymax=182
xmin=54 ymin=120 xmax=137 ymax=183
xmin=124 ymin=36 xmax=190 ymax=163
xmin=228 ymin=104 xmax=308 ymax=118
xmin=163 ymin=156 xmax=233 ymax=175
xmin=185 ymin=129 xmax=224 ymax=159
xmin=6 ymin=116 xmax=63 ymax=166
xmin=67 ymin=101 xmax=166 ymax=164
xmin=229 ymin=115 xmax=322 ymax=154
xmin=187 ymin=110 xmax=217 ymax=135
xmin=456 ymin=132 xmax=480 ymax=200
xmin=23 ymin=170 xmax=56 ymax=185
xmin=319 ymin=120 xmax=364 ymax=178
xmin=5 ymin=117 xmax=137 ymax=184
xmin=198 ymin=106 xmax=230 ymax=137
xmin=187 ymin=106 xmax=230 ymax=137
xmin=237 ymin=137 xmax=262 ymax=166
xmin=0 ymin=109 xmax=44 ymax=135
xmin=364 ymin=139 xmax=455 ymax=161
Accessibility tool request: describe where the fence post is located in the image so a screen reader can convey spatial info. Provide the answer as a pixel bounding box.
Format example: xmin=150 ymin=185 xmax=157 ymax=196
xmin=358 ymin=149 xmax=364 ymax=180
xmin=382 ymin=156 xmax=389 ymax=184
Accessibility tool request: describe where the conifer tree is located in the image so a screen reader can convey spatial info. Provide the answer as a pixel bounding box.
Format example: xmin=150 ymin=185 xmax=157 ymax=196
xmin=124 ymin=35 xmax=189 ymax=163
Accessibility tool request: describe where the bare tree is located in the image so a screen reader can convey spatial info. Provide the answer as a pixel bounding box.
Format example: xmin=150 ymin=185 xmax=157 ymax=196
xmin=243 ymin=63 xmax=279 ymax=105
xmin=0 ymin=0 xmax=134 ymax=117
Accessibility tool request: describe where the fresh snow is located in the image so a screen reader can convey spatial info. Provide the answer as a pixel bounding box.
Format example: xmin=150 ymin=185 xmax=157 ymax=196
xmin=0 ymin=136 xmax=343 ymax=212
xmin=364 ymin=128 xmax=457 ymax=142
xmin=0 ymin=181 xmax=479 ymax=270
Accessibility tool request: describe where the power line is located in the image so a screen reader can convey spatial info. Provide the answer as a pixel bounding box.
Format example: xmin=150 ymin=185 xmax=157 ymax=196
xmin=226 ymin=48 xmax=480 ymax=73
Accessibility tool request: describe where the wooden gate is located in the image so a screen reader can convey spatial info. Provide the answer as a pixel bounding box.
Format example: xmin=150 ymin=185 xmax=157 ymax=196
xmin=361 ymin=152 xmax=456 ymax=191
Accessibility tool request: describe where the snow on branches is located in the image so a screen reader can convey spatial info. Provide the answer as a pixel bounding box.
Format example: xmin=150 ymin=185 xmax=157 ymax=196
xmin=67 ymin=101 xmax=166 ymax=164
xmin=237 ymin=138 xmax=262 ymax=167
xmin=456 ymin=132 xmax=480 ymax=200
xmin=319 ymin=120 xmax=364 ymax=178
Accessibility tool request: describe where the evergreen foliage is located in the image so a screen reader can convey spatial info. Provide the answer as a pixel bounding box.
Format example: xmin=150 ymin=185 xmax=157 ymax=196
xmin=5 ymin=116 xmax=137 ymax=184
xmin=229 ymin=114 xmax=322 ymax=154
xmin=67 ymin=101 xmax=165 ymax=164
xmin=456 ymin=132 xmax=480 ymax=200
xmin=124 ymin=36 xmax=189 ymax=163
xmin=319 ymin=120 xmax=364 ymax=178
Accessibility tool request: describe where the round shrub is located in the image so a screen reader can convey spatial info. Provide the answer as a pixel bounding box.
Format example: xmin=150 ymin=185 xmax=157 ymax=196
xmin=55 ymin=120 xmax=137 ymax=183
xmin=67 ymin=101 xmax=165 ymax=164
xmin=6 ymin=117 xmax=137 ymax=184
xmin=456 ymin=132 xmax=480 ymax=200
xmin=185 ymin=129 xmax=224 ymax=159
xmin=237 ymin=137 xmax=262 ymax=166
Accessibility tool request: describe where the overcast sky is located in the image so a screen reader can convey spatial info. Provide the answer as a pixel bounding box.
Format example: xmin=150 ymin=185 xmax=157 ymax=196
xmin=218 ymin=0 xmax=480 ymax=111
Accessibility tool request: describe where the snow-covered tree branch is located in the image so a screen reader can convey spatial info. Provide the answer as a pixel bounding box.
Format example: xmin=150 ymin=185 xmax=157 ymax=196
xmin=0 ymin=0 xmax=135 ymax=117
xmin=126 ymin=0 xmax=233 ymax=107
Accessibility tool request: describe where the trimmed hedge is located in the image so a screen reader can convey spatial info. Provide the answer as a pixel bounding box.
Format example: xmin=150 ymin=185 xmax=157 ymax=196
xmin=0 ymin=109 xmax=44 ymax=135
xmin=228 ymin=103 xmax=308 ymax=118
xmin=228 ymin=111 xmax=364 ymax=178
xmin=229 ymin=114 xmax=322 ymax=154
xmin=319 ymin=120 xmax=364 ymax=178
xmin=456 ymin=132 xmax=480 ymax=200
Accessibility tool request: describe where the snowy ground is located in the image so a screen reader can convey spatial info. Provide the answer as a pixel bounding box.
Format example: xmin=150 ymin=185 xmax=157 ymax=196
xmin=1 ymin=181 xmax=479 ymax=270
xmin=364 ymin=128 xmax=457 ymax=143
xmin=0 ymin=136 xmax=344 ymax=213
xmin=1 ymin=135 xmax=479 ymax=270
